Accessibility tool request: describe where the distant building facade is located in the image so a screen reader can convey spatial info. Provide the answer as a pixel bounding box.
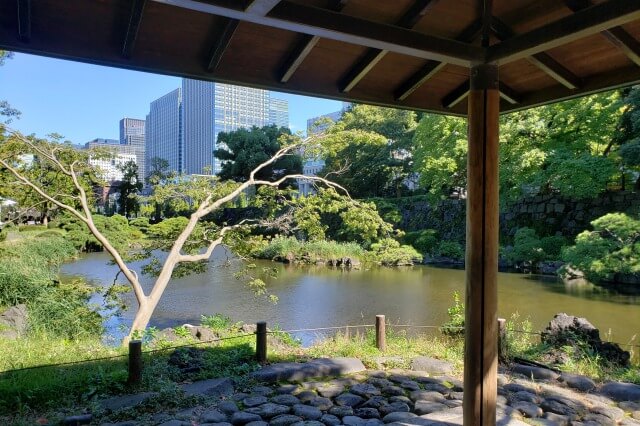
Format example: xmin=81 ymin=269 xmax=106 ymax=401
xmin=306 ymin=102 xmax=351 ymax=135
xmin=145 ymin=79 xmax=289 ymax=176
xmin=119 ymin=118 xmax=146 ymax=181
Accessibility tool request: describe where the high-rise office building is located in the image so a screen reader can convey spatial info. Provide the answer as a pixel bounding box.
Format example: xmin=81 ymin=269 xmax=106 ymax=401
xmin=146 ymin=80 xmax=289 ymax=176
xmin=145 ymin=88 xmax=183 ymax=175
xmin=269 ymin=96 xmax=289 ymax=129
xmin=119 ymin=118 xmax=146 ymax=181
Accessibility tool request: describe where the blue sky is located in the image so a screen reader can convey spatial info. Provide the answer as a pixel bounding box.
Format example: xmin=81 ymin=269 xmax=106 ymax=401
xmin=0 ymin=53 xmax=343 ymax=144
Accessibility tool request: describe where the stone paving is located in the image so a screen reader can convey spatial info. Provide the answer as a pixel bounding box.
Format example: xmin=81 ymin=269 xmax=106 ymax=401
xmin=96 ymin=357 xmax=640 ymax=426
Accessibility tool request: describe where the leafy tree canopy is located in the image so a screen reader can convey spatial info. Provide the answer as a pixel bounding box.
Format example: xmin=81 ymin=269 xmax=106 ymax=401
xmin=214 ymin=125 xmax=302 ymax=183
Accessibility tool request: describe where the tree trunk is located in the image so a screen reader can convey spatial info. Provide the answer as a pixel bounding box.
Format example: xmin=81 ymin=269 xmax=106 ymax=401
xmin=125 ymin=300 xmax=153 ymax=344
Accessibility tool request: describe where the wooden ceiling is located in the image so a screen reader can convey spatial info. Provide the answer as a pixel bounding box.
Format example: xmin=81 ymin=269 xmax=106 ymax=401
xmin=1 ymin=0 xmax=640 ymax=116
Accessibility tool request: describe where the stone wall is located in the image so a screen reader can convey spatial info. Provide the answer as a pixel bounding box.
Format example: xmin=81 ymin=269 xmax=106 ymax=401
xmin=500 ymin=191 xmax=640 ymax=239
xmin=388 ymin=191 xmax=640 ymax=242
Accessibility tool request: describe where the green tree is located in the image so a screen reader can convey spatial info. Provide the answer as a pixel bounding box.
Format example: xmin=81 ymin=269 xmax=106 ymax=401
xmin=214 ymin=125 xmax=302 ymax=183
xmin=117 ymin=160 xmax=142 ymax=218
xmin=320 ymin=105 xmax=418 ymax=198
xmin=145 ymin=157 xmax=172 ymax=222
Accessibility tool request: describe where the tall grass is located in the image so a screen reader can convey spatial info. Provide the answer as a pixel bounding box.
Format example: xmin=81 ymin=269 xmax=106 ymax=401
xmin=257 ymin=236 xmax=364 ymax=262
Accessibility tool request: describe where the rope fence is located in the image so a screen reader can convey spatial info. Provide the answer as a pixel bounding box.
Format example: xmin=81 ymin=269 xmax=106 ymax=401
xmin=1 ymin=316 xmax=638 ymax=380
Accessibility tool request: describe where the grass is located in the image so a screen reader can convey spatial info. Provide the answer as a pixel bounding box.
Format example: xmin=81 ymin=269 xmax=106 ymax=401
xmin=256 ymin=236 xmax=365 ymax=263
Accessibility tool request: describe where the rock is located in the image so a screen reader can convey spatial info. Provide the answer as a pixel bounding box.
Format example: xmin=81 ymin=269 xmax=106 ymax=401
xmin=244 ymin=396 xmax=269 ymax=407
xmin=271 ymin=394 xmax=301 ymax=406
xmin=231 ymin=412 xmax=264 ymax=425
xmin=399 ymin=381 xmax=420 ymax=391
xmin=354 ymin=408 xmax=380 ymax=419
xmin=582 ymin=413 xmax=616 ymax=425
xmin=100 ymin=392 xmax=158 ymax=412
xmin=382 ymin=412 xmax=418 ymax=423
xmin=342 ymin=416 xmax=366 ymax=426
xmin=253 ymin=358 xmax=366 ymax=382
xmin=503 ymin=383 xmax=533 ymax=394
xmin=361 ymin=396 xmax=387 ymax=409
xmin=601 ymin=382 xmax=640 ymax=402
xmin=252 ymin=386 xmax=275 ymax=396
xmin=590 ymin=405 xmax=624 ymax=421
xmin=559 ymin=373 xmax=596 ymax=392
xmin=158 ymin=421 xmax=190 ymax=426
xmin=328 ymin=406 xmax=354 ymax=417
xmin=413 ymin=401 xmax=448 ymax=415
xmin=316 ymin=382 xmax=345 ymax=398
xmin=276 ymin=385 xmax=299 ymax=395
xmin=350 ymin=383 xmax=382 ymax=398
xmin=335 ymin=393 xmax=365 ymax=407
xmin=62 ymin=414 xmax=92 ymax=425
xmin=539 ymin=399 xmax=576 ymax=418
xmin=511 ymin=364 xmax=560 ymax=382
xmin=245 ymin=422 xmax=269 ymax=426
xmin=508 ymin=391 xmax=540 ymax=404
xmin=541 ymin=412 xmax=570 ymax=425
xmin=409 ymin=391 xmax=446 ymax=403
xmin=309 ymin=396 xmax=333 ymax=410
xmin=379 ymin=402 xmax=410 ymax=416
xmin=368 ymin=377 xmax=393 ymax=388
xmin=182 ymin=377 xmax=235 ymax=398
xmin=246 ymin=403 xmax=291 ymax=419
xmin=620 ymin=401 xmax=640 ymax=412
xmin=381 ymin=386 xmax=405 ymax=397
xmin=270 ymin=415 xmax=304 ymax=426
xmin=319 ymin=414 xmax=341 ymax=426
xmin=219 ymin=401 xmax=241 ymax=415
xmin=0 ymin=304 xmax=28 ymax=338
xmin=293 ymin=404 xmax=323 ymax=420
xmin=184 ymin=324 xmax=218 ymax=341
xmin=290 ymin=422 xmax=325 ymax=426
xmin=511 ymin=401 xmax=542 ymax=418
xmin=201 ymin=410 xmax=228 ymax=423
xmin=410 ymin=357 xmax=453 ymax=375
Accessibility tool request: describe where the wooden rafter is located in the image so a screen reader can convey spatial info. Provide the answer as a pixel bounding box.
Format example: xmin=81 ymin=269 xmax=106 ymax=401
xmin=486 ymin=0 xmax=640 ymax=65
xmin=150 ymin=0 xmax=483 ymax=66
xmin=490 ymin=17 xmax=581 ymax=90
xmin=339 ymin=0 xmax=438 ymax=93
xmin=207 ymin=18 xmax=239 ymax=72
xmin=122 ymin=0 xmax=147 ymax=59
xmin=443 ymin=80 xmax=521 ymax=108
xmin=278 ymin=0 xmax=348 ymax=84
xmin=565 ymin=0 xmax=640 ymax=67
xmin=394 ymin=19 xmax=483 ymax=101
xmin=16 ymin=0 xmax=31 ymax=43
xmin=244 ymin=0 xmax=281 ymax=16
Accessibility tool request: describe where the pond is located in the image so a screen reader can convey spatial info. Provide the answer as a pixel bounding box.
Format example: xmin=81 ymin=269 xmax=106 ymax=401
xmin=61 ymin=249 xmax=640 ymax=350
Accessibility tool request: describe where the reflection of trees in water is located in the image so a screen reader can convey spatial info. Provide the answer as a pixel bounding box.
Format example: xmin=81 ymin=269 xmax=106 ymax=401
xmin=523 ymin=275 xmax=640 ymax=305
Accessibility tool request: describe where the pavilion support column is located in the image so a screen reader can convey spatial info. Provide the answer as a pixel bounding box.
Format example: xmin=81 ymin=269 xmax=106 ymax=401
xmin=463 ymin=63 xmax=499 ymax=426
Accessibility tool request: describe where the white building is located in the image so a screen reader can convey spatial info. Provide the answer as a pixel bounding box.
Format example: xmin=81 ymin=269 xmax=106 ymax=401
xmin=88 ymin=153 xmax=137 ymax=182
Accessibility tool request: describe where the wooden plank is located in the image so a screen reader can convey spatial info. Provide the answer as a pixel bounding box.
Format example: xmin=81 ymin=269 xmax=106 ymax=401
xmin=498 ymin=82 xmax=522 ymax=104
xmin=565 ymin=0 xmax=640 ymax=67
xmin=491 ymin=17 xmax=581 ymax=90
xmin=486 ymin=0 xmax=640 ymax=65
xmin=16 ymin=0 xmax=30 ymax=43
xmin=443 ymin=79 xmax=520 ymax=108
xmin=339 ymin=0 xmax=437 ymax=93
xmin=278 ymin=0 xmax=348 ymax=83
xmin=122 ymin=0 xmax=147 ymax=59
xmin=207 ymin=18 xmax=239 ymax=72
xmin=151 ymin=0 xmax=484 ymax=66
xmin=245 ymin=0 xmax=281 ymax=16
xmin=394 ymin=19 xmax=482 ymax=101
xmin=464 ymin=63 xmax=499 ymax=426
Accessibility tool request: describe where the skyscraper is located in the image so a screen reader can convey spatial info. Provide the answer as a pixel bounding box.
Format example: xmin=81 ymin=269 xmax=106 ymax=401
xmin=119 ymin=118 xmax=146 ymax=181
xmin=269 ymin=96 xmax=289 ymax=129
xmin=146 ymin=79 xmax=289 ymax=176
xmin=146 ymin=88 xmax=183 ymax=175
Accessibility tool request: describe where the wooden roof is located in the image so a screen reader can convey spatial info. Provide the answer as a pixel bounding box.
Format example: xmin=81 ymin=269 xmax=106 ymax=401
xmin=1 ymin=0 xmax=640 ymax=115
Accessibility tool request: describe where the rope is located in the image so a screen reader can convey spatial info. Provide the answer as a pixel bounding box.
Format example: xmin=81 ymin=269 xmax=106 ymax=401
xmin=0 ymin=333 xmax=255 ymax=374
xmin=270 ymin=325 xmax=375 ymax=333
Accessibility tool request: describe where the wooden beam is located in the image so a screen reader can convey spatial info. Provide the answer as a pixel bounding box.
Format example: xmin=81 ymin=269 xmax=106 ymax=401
xmin=565 ymin=0 xmax=640 ymax=68
xmin=278 ymin=0 xmax=348 ymax=83
xmin=443 ymin=79 xmax=520 ymax=108
xmin=16 ymin=0 xmax=30 ymax=43
xmin=394 ymin=19 xmax=482 ymax=101
xmin=490 ymin=17 xmax=581 ymax=90
xmin=207 ymin=18 xmax=239 ymax=72
xmin=486 ymin=0 xmax=640 ymax=65
xmin=151 ymin=0 xmax=484 ymax=66
xmin=122 ymin=0 xmax=147 ymax=59
xmin=464 ymin=62 xmax=499 ymax=426
xmin=244 ymin=0 xmax=281 ymax=16
xmin=339 ymin=0 xmax=437 ymax=93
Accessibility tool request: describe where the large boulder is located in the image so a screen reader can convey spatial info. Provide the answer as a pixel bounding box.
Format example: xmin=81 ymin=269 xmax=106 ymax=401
xmin=541 ymin=313 xmax=630 ymax=367
xmin=0 ymin=304 xmax=28 ymax=338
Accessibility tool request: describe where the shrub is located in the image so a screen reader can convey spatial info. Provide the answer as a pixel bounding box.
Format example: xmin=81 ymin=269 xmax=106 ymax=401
xmin=562 ymin=212 xmax=640 ymax=283
xmin=403 ymin=229 xmax=439 ymax=254
xmin=130 ymin=217 xmax=150 ymax=233
xmin=0 ymin=229 xmax=6 ymax=242
xmin=509 ymin=227 xmax=545 ymax=264
xmin=369 ymin=238 xmax=422 ymax=266
xmin=441 ymin=291 xmax=465 ymax=336
xmin=18 ymin=224 xmax=46 ymax=232
xmin=434 ymin=240 xmax=464 ymax=259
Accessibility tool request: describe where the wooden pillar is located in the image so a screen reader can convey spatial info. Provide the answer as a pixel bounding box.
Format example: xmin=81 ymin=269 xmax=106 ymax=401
xmin=463 ymin=63 xmax=499 ymax=426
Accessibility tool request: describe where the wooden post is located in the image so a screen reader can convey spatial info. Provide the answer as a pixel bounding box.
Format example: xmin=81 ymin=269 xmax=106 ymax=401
xmin=376 ymin=315 xmax=386 ymax=351
xmin=463 ymin=60 xmax=500 ymax=426
xmin=498 ymin=318 xmax=507 ymax=361
xmin=127 ymin=339 xmax=142 ymax=385
xmin=256 ymin=321 xmax=267 ymax=363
